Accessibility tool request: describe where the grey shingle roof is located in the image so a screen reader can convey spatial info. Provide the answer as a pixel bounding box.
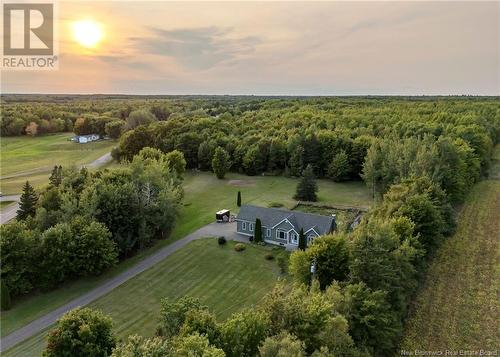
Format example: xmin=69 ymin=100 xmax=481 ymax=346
xmin=236 ymin=205 xmax=335 ymax=235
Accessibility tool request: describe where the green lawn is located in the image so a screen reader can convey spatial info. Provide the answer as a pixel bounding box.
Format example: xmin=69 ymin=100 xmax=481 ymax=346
xmin=174 ymin=171 xmax=372 ymax=242
xmin=0 ymin=133 xmax=116 ymax=194
xmin=3 ymin=239 xmax=284 ymax=356
xmin=1 ymin=171 xmax=371 ymax=337
xmin=401 ymin=146 xmax=500 ymax=351
xmin=1 ymin=170 xmax=371 ymax=354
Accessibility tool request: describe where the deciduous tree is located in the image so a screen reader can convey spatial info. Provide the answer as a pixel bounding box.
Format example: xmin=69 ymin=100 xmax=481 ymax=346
xmin=220 ymin=309 xmax=269 ymax=357
xmin=327 ymin=150 xmax=350 ymax=182
xmin=44 ymin=308 xmax=116 ymax=357
xmin=25 ymin=121 xmax=38 ymax=136
xmin=126 ymin=109 xmax=157 ymax=130
xmin=105 ymin=120 xmax=124 ymax=139
xmin=212 ymin=147 xmax=230 ymax=179
xmin=156 ymin=296 xmax=207 ymax=338
xmin=111 ymin=335 xmax=171 ymax=357
xmin=259 ymin=332 xmax=305 ymax=357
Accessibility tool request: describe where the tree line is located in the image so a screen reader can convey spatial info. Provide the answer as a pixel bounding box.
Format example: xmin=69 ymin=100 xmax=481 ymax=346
xmin=0 ymin=96 xmax=262 ymax=137
xmin=0 ymin=148 xmax=186 ymax=307
xmin=113 ymin=97 xmax=499 ymax=183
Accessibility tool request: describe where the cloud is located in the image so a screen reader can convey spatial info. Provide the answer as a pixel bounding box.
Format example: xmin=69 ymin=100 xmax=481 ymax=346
xmin=131 ymin=26 xmax=261 ymax=70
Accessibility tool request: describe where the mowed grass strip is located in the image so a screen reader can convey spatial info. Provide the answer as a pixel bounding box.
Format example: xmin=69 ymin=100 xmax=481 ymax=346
xmin=401 ymin=179 xmax=500 ymax=351
xmin=4 ymin=239 xmax=284 ymax=356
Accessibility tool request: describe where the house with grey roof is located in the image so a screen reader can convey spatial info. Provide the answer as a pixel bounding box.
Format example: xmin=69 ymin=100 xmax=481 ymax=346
xmin=236 ymin=205 xmax=336 ymax=249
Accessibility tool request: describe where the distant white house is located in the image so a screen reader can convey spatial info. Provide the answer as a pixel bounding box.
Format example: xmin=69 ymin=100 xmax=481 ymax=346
xmin=71 ymin=134 xmax=100 ymax=144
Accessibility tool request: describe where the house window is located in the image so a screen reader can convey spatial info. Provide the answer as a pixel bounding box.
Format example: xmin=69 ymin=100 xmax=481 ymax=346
xmin=277 ymin=230 xmax=286 ymax=240
xmin=266 ymin=228 xmax=271 ymax=237
xmin=249 ymin=223 xmax=254 ymax=232
xmin=307 ymin=234 xmax=316 ymax=244
xmin=242 ymin=222 xmax=247 ymax=230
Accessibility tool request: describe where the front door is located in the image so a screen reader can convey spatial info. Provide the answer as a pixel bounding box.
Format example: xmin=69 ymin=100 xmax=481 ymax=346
xmin=288 ymin=231 xmax=298 ymax=245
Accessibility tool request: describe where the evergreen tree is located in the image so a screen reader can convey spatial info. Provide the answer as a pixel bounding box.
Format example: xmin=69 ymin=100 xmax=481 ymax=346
xmin=298 ymin=228 xmax=307 ymax=250
xmin=49 ymin=165 xmax=63 ymax=187
xmin=212 ymin=147 xmax=230 ymax=179
xmin=254 ymin=218 xmax=263 ymax=243
xmin=294 ymin=165 xmax=318 ymax=202
xmin=237 ymin=191 xmax=242 ymax=207
xmin=1 ymin=280 xmax=11 ymax=310
xmin=17 ymin=181 xmax=38 ymax=220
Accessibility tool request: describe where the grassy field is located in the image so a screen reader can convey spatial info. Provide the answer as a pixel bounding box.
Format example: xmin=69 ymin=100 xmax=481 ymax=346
xmin=174 ymin=171 xmax=371 ymax=241
xmin=4 ymin=239 xmax=284 ymax=356
xmin=0 ymin=133 xmax=116 ymax=194
xmin=400 ymin=148 xmax=500 ymax=352
xmin=1 ymin=170 xmax=371 ymax=340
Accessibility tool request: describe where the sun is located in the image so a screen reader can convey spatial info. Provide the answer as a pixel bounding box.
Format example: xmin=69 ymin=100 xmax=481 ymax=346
xmin=72 ymin=20 xmax=103 ymax=48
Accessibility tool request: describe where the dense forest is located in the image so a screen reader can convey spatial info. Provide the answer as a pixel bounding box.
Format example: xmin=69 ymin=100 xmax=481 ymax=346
xmin=2 ymin=95 xmax=498 ymax=184
xmin=1 ymin=95 xmax=499 ymax=356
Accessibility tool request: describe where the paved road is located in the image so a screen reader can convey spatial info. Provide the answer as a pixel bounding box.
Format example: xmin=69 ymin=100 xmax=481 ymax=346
xmin=0 ymin=195 xmax=21 ymax=202
xmin=0 ymin=221 xmax=246 ymax=352
xmin=0 ymin=152 xmax=112 ymax=225
xmin=85 ymin=152 xmax=113 ymax=169
xmin=0 ymin=195 xmax=21 ymax=225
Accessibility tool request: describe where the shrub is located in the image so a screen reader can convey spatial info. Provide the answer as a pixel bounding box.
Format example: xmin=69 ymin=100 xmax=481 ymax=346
xmin=276 ymin=254 xmax=288 ymax=274
xmin=218 ymin=236 xmax=227 ymax=245
xmin=265 ymin=253 xmax=274 ymax=260
xmin=234 ymin=243 xmax=246 ymax=252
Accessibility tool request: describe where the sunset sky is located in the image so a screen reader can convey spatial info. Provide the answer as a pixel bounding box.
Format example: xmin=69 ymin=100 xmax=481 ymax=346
xmin=2 ymin=1 xmax=499 ymax=95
